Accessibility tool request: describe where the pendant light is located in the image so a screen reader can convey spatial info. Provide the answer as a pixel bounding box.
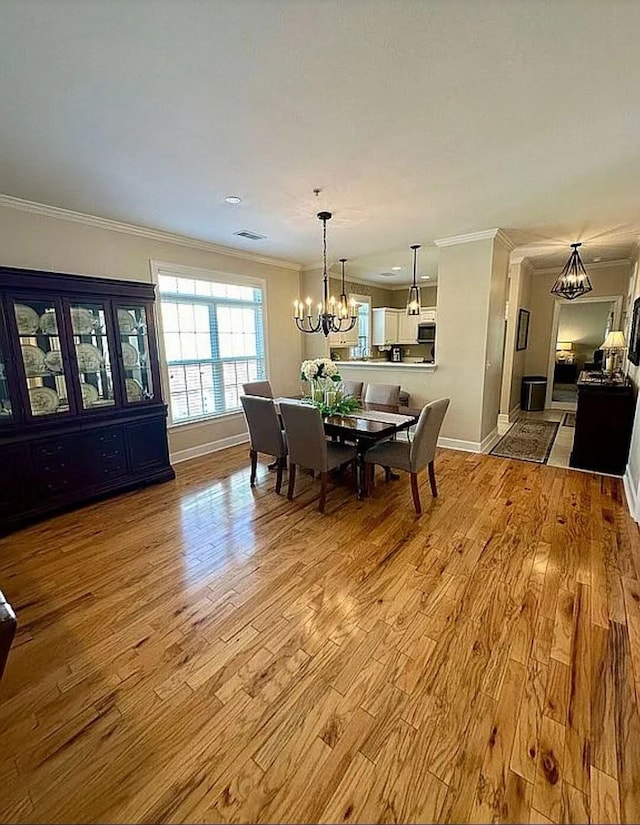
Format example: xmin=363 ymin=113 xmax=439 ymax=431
xmin=406 ymin=244 xmax=421 ymax=316
xmin=293 ymin=212 xmax=358 ymax=336
xmin=550 ymin=243 xmax=593 ymax=300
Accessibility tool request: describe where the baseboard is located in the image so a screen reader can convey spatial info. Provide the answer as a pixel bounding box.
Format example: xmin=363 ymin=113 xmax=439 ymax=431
xmin=480 ymin=428 xmax=501 ymax=453
xmin=510 ymin=403 xmax=521 ymax=419
xmin=438 ymin=436 xmax=483 ymax=453
xmin=170 ymin=432 xmax=249 ymax=464
xmin=623 ymin=466 xmax=640 ymax=522
xmin=497 ymin=404 xmax=520 ymax=429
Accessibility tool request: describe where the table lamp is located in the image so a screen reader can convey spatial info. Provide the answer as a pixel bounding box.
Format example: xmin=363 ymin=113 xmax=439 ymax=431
xmin=601 ymin=330 xmax=626 ymax=376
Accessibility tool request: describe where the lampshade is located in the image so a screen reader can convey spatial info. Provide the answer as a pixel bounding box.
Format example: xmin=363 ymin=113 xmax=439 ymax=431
xmin=601 ymin=330 xmax=626 ymax=350
xmin=556 ymin=341 xmax=573 ymax=351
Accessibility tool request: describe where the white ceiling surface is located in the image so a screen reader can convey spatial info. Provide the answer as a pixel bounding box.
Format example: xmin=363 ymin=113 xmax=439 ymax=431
xmin=1 ymin=1 xmax=640 ymax=279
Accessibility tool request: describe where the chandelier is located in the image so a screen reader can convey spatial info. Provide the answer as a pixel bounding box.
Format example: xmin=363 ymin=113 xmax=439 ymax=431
xmin=406 ymin=244 xmax=421 ymax=315
xmin=293 ymin=211 xmax=358 ymax=336
xmin=550 ymin=243 xmax=593 ymax=300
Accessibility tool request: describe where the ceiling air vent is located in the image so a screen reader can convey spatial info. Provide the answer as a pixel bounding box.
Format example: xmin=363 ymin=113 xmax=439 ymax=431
xmin=235 ymin=230 xmax=266 ymax=241
xmin=379 ymin=272 xmax=398 ymax=278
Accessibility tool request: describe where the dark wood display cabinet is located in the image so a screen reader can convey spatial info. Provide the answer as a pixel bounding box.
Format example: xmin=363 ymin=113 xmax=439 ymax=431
xmin=0 ymin=266 xmax=175 ymax=535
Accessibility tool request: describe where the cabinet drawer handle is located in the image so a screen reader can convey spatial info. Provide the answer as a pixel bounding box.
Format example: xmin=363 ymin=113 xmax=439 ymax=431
xmin=101 ymin=450 xmax=120 ymax=460
xmin=99 ymin=433 xmax=117 ymax=443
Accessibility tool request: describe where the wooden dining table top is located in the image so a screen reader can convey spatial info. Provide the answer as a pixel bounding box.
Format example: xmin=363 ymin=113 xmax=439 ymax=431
xmin=275 ymin=397 xmax=421 ymax=440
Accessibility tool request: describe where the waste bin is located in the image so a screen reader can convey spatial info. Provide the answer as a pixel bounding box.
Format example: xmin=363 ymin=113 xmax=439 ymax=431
xmin=521 ymin=376 xmax=547 ymax=411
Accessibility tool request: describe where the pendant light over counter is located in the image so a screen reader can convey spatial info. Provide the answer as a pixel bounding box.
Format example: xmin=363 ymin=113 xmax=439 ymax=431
xmin=550 ymin=243 xmax=593 ymax=300
xmin=406 ymin=244 xmax=421 ymax=316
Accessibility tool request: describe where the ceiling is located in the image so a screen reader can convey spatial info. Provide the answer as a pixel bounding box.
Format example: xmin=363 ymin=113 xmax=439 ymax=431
xmin=1 ymin=0 xmax=640 ymax=278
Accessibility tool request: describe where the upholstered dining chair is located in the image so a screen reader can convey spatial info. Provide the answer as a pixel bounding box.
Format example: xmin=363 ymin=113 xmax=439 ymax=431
xmin=363 ymin=383 xmax=401 ymax=405
xmin=279 ymin=401 xmax=357 ymax=513
xmin=341 ymin=380 xmax=363 ymax=400
xmin=364 ymin=398 xmax=450 ymax=515
xmin=242 ymin=380 xmax=273 ymax=398
xmin=240 ymin=395 xmax=287 ymax=493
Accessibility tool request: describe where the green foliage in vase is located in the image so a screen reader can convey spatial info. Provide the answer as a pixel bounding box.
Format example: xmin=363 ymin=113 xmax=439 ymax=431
xmin=314 ymin=395 xmax=361 ymax=416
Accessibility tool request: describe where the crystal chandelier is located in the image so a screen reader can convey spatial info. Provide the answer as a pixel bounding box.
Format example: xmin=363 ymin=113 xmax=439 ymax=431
xmin=550 ymin=243 xmax=593 ymax=300
xmin=293 ymin=211 xmax=358 ymax=336
xmin=406 ymin=244 xmax=421 ymax=315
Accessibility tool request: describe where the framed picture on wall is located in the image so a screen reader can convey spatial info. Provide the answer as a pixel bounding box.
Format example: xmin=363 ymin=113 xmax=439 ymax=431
xmin=628 ymin=297 xmax=640 ymax=366
xmin=516 ymin=308 xmax=530 ymax=351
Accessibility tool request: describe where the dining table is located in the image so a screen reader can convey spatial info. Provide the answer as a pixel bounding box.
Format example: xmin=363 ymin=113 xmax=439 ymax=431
xmin=275 ymin=398 xmax=421 ymax=499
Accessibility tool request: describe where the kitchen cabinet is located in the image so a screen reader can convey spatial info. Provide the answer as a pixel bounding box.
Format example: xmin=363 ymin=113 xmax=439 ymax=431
xmin=397 ymin=312 xmax=419 ymax=345
xmin=327 ymin=323 xmax=359 ymax=347
xmin=420 ymin=307 xmax=437 ymax=323
xmin=372 ymin=308 xmax=399 ymax=346
xmin=0 ymin=265 xmax=175 ymax=535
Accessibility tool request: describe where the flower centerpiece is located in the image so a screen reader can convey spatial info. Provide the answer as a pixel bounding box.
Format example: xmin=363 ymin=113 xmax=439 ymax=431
xmin=300 ymin=358 xmax=361 ymax=415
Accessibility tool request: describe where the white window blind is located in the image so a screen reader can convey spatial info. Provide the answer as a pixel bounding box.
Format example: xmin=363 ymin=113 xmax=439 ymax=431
xmin=157 ymin=272 xmax=266 ymax=424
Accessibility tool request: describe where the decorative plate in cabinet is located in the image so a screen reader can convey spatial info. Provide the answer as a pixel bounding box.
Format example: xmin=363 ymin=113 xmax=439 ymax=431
xmin=81 ymin=383 xmax=100 ymax=407
xmin=118 ymin=309 xmax=137 ymax=334
xmin=125 ymin=378 xmax=143 ymax=402
xmin=39 ymin=311 xmax=59 ymax=335
xmin=29 ymin=386 xmax=60 ymax=415
xmin=44 ymin=349 xmax=63 ymax=374
xmin=21 ymin=345 xmax=47 ymax=376
xmin=121 ymin=342 xmax=139 ymax=367
xmin=15 ymin=304 xmax=39 ymax=335
xmin=76 ymin=343 xmax=104 ymax=373
xmin=71 ymin=307 xmax=97 ymax=335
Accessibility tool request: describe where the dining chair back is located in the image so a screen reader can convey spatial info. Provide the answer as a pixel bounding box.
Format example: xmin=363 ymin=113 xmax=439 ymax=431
xmin=279 ymin=401 xmax=357 ymax=512
xmin=240 ymin=395 xmax=287 ymax=493
xmin=363 ymin=397 xmax=450 ymax=515
xmin=410 ymin=398 xmax=450 ymax=471
xmin=341 ymin=380 xmax=363 ymax=400
xmin=363 ymin=383 xmax=401 ymax=405
xmin=242 ymin=380 xmax=273 ymax=398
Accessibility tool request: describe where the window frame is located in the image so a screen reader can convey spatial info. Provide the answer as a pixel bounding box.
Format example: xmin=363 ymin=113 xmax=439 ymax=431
xmin=150 ymin=260 xmax=270 ymax=428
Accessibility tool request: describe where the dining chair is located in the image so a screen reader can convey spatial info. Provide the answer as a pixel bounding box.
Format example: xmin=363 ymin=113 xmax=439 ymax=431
xmin=364 ymin=398 xmax=450 ymax=515
xmin=240 ymin=395 xmax=287 ymax=493
xmin=279 ymin=401 xmax=357 ymax=513
xmin=363 ymin=383 xmax=401 ymax=405
xmin=341 ymin=380 xmax=363 ymax=400
xmin=242 ymin=380 xmax=273 ymax=398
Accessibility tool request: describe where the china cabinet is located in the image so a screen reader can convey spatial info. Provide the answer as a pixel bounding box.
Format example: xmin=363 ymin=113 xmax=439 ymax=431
xmin=0 ymin=266 xmax=174 ymax=534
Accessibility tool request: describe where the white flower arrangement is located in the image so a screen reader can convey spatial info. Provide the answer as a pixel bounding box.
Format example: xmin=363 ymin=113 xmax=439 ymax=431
xmin=300 ymin=357 xmax=340 ymax=382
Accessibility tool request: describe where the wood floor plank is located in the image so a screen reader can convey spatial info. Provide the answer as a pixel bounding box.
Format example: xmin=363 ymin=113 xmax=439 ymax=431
xmin=1 ymin=446 xmax=639 ymax=823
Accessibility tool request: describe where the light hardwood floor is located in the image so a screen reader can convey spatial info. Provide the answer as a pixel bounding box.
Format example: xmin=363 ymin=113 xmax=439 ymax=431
xmin=1 ymin=445 xmax=640 ymax=824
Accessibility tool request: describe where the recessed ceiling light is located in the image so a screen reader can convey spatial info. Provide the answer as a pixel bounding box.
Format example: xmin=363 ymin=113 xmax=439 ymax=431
xmin=224 ymin=196 xmax=242 ymax=204
xmin=391 ymin=266 xmax=402 ymax=271
xmin=421 ymin=275 xmax=431 ymax=280
xmin=593 ymin=256 xmax=602 ymax=262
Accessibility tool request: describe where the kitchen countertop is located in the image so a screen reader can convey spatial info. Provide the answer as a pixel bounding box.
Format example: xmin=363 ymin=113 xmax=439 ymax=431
xmin=336 ymin=360 xmax=437 ymax=370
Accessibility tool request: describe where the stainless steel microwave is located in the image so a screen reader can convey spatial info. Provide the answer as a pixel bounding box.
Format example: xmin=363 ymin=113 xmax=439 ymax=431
xmin=417 ymin=323 xmax=436 ymax=343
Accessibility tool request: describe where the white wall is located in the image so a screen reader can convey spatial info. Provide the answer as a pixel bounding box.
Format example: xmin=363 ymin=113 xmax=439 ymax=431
xmin=500 ymin=260 xmax=532 ymax=418
xmin=0 ymin=201 xmax=302 ymax=457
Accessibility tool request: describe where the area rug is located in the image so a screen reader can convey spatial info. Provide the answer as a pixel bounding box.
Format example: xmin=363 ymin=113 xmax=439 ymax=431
xmin=490 ymin=420 xmax=559 ymax=464
xmin=563 ymin=412 xmax=576 ymax=428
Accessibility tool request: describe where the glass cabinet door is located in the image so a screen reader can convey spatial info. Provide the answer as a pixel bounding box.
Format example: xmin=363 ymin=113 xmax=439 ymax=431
xmin=13 ymin=299 xmax=73 ymax=418
xmin=116 ymin=304 xmax=155 ymax=404
xmin=0 ymin=329 xmax=13 ymax=424
xmin=69 ymin=301 xmax=116 ymax=410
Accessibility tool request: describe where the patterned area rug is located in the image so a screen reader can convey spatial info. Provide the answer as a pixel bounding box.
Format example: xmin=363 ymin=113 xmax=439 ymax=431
xmin=490 ymin=420 xmax=560 ymax=464
xmin=563 ymin=412 xmax=576 ymax=428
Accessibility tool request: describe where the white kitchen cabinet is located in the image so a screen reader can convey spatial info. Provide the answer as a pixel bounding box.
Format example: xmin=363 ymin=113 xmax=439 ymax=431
xmin=327 ymin=322 xmax=360 ymax=347
xmin=372 ymin=308 xmax=400 ymax=346
xmin=419 ymin=306 xmax=437 ymax=323
xmin=397 ymin=312 xmax=419 ymax=344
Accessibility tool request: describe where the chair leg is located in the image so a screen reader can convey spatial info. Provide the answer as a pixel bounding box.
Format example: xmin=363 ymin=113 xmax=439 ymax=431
xmin=428 ymin=460 xmax=438 ymax=498
xmin=249 ymin=449 xmax=257 ymax=487
xmin=410 ymin=472 xmax=422 ymax=515
xmin=366 ymin=463 xmax=375 ymax=495
xmin=319 ymin=471 xmax=328 ymax=513
xmin=287 ymin=463 xmax=297 ymax=500
xmin=384 ymin=466 xmax=391 ymax=483
xmin=275 ymin=457 xmax=284 ymax=494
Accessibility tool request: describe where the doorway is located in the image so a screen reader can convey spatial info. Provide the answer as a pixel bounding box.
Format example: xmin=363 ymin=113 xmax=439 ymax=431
xmin=546 ymin=295 xmax=622 ymax=410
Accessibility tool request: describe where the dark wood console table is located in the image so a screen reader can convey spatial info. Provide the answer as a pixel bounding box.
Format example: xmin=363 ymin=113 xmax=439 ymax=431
xmin=570 ymin=372 xmax=635 ymax=476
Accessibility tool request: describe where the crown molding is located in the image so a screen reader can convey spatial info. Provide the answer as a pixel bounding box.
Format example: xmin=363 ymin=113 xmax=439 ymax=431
xmin=531 ymin=257 xmax=632 ymax=276
xmin=0 ymin=193 xmax=302 ymax=272
xmin=434 ymin=227 xmax=514 ymax=250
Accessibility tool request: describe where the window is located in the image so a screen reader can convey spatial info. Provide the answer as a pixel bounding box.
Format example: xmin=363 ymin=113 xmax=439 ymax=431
xmin=156 ymin=270 xmax=266 ymax=424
